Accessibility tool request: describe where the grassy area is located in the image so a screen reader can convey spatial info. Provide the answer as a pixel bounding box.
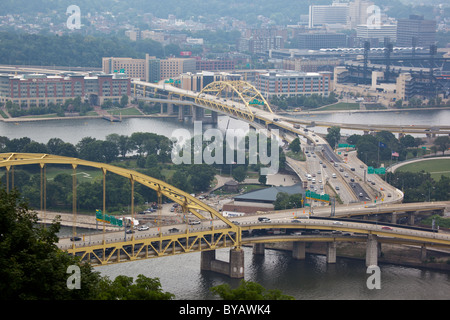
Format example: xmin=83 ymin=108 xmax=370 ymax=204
xmin=397 ymin=158 xmax=450 ymax=180
xmin=319 ymin=102 xmax=360 ymax=111
xmin=108 ymin=107 xmax=142 ymax=116
xmin=44 ymin=165 xmax=103 ymax=183
xmin=286 ymin=150 xmax=306 ymax=161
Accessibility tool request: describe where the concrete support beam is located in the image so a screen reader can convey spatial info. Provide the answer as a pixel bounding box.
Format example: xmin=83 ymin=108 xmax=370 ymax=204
xmin=200 ymin=248 xmax=244 ymax=278
xmin=327 ymin=242 xmax=337 ymax=264
xmin=421 ymin=245 xmax=427 ymax=261
xmin=253 ymin=243 xmax=265 ymax=255
xmin=178 ymin=105 xmax=184 ymax=121
xmin=167 ymin=103 xmax=174 ymax=115
xmin=229 ymin=248 xmax=245 ymax=278
xmin=292 ymin=242 xmax=306 ymax=260
xmin=391 ymin=212 xmax=398 ymax=224
xmin=408 ymin=212 xmax=416 ymax=225
xmin=200 ymin=250 xmax=216 ymax=271
xmin=366 ymin=234 xmax=378 ymax=267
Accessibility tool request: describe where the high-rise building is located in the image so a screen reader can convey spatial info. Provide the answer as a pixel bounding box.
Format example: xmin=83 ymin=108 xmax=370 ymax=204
xmin=347 ymin=0 xmax=374 ymax=29
xmin=308 ymin=2 xmax=349 ymax=28
xmin=396 ymin=15 xmax=436 ymax=47
xmin=356 ymin=24 xmax=397 ymax=43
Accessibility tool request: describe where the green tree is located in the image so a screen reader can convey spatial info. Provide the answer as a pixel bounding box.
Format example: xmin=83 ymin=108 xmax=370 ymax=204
xmin=0 ymin=187 xmax=102 ymax=299
xmin=289 ymin=137 xmax=301 ymax=153
xmin=232 ymin=165 xmax=247 ymax=183
xmin=210 ymin=280 xmax=294 ymax=300
xmin=434 ymin=136 xmax=450 ymax=155
xmin=326 ymin=126 xmax=341 ymax=148
xmin=96 ymin=274 xmax=174 ymax=300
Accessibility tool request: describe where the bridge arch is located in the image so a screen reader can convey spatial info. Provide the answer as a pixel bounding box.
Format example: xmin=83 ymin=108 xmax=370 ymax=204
xmin=0 ymin=153 xmax=237 ymax=232
xmin=195 ymin=80 xmax=273 ymax=122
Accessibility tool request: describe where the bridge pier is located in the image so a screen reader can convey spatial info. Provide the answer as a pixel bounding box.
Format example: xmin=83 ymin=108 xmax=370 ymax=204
xmin=253 ymin=243 xmax=265 ymax=255
xmin=292 ymin=242 xmax=306 ymax=260
xmin=391 ymin=212 xmax=398 ymax=224
xmin=366 ymin=234 xmax=379 ymax=267
xmin=327 ymin=242 xmax=337 ymax=264
xmin=408 ymin=212 xmax=416 ymax=225
xmin=200 ymin=248 xmax=245 ymax=278
xmin=421 ymin=245 xmax=427 ymax=261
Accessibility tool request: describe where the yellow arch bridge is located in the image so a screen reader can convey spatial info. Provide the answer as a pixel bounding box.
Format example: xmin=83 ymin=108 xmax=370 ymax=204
xmin=1 ymin=153 xmax=450 ymax=278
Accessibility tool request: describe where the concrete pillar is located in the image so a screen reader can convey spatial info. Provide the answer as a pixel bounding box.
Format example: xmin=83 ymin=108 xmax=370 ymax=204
xmin=366 ymin=234 xmax=378 ymax=267
xmin=200 ymin=250 xmax=216 ymax=271
xmin=167 ymin=103 xmax=173 ymax=114
xmin=327 ymin=242 xmax=337 ymax=264
xmin=229 ymin=248 xmax=245 ymax=278
xmin=292 ymin=242 xmax=306 ymax=260
xmin=253 ymin=243 xmax=265 ymax=255
xmin=211 ymin=111 xmax=218 ymax=124
xmin=178 ymin=105 xmax=184 ymax=121
xmin=421 ymin=245 xmax=427 ymax=261
xmin=391 ymin=212 xmax=398 ymax=224
xmin=408 ymin=212 xmax=415 ymax=225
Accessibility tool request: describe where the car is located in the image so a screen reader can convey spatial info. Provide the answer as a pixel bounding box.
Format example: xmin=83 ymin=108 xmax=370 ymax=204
xmin=169 ymin=228 xmax=179 ymax=233
xmin=332 ymin=230 xmax=342 ymax=234
xmin=258 ymin=217 xmax=271 ymax=223
xmin=138 ymin=225 xmax=149 ymax=231
xmin=189 ymin=220 xmax=201 ymax=225
xmin=335 ymin=186 xmax=340 ymax=190
xmin=359 ymin=193 xmax=363 ymax=197
xmin=70 ymin=236 xmax=82 ymax=241
xmin=126 ymin=229 xmax=135 ymax=234
xmin=291 ymin=219 xmax=302 ymax=223
xmin=381 ymin=226 xmax=393 ymax=230
xmin=232 ymin=221 xmax=240 ymax=225
xmin=333 ymin=221 xmax=343 ymax=225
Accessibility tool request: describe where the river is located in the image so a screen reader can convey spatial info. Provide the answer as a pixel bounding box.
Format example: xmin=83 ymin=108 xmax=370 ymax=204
xmin=1 ymin=108 xmax=449 ymax=144
xmin=6 ymin=109 xmax=450 ymax=300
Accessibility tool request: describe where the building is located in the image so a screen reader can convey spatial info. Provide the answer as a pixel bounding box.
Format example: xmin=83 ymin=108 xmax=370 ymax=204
xmin=0 ymin=72 xmax=130 ymax=107
xmin=308 ymin=2 xmax=349 ymax=28
xmin=282 ymin=58 xmax=341 ymax=73
xmin=102 ymin=57 xmax=146 ymax=80
xmin=254 ymin=70 xmax=332 ymax=98
xmin=195 ymin=58 xmax=235 ymax=72
xmin=294 ymin=33 xmax=348 ymax=50
xmin=159 ymin=57 xmax=196 ymax=80
xmin=179 ymin=71 xmax=241 ymax=92
xmin=347 ymin=0 xmax=374 ymax=29
xmin=396 ymin=15 xmax=436 ymax=47
xmin=102 ymin=55 xmax=196 ymax=83
xmin=222 ymin=183 xmax=305 ymax=214
xmin=356 ymin=24 xmax=397 ymax=43
xmin=237 ymin=36 xmax=284 ymax=54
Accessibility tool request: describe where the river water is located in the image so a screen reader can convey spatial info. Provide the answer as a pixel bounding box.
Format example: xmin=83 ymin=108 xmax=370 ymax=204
xmin=5 ymin=109 xmax=450 ymax=300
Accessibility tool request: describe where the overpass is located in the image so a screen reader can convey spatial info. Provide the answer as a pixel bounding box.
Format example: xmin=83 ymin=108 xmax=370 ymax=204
xmin=1 ymin=153 xmax=449 ymax=278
